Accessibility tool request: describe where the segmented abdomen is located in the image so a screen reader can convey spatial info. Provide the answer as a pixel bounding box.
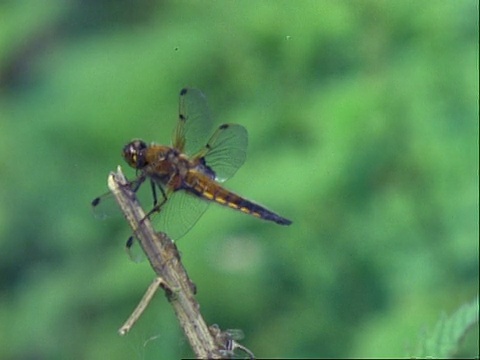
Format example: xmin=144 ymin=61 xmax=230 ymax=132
xmin=183 ymin=171 xmax=291 ymax=225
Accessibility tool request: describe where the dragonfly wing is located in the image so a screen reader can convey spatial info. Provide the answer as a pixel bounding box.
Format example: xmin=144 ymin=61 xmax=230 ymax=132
xmin=173 ymin=87 xmax=213 ymax=156
xmin=194 ymin=123 xmax=248 ymax=183
xmin=153 ymin=189 xmax=210 ymax=240
xmin=91 ymin=191 xmax=118 ymax=220
xmin=91 ymin=176 xmax=144 ymax=219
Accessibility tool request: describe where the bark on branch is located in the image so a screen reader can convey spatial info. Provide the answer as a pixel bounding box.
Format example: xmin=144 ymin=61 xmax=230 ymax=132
xmin=107 ymin=167 xmax=233 ymax=359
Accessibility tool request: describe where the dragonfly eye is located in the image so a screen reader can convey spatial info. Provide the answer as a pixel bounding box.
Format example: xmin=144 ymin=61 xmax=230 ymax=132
xmin=123 ymin=140 xmax=148 ymax=169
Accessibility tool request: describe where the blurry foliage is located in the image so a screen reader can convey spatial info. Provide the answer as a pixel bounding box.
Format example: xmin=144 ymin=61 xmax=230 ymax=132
xmin=0 ymin=0 xmax=478 ymax=359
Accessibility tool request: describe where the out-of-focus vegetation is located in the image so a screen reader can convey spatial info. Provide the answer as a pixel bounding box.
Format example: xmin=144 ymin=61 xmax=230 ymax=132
xmin=0 ymin=1 xmax=478 ymax=359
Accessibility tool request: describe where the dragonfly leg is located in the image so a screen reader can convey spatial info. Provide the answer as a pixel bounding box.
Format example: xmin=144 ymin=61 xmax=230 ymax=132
xmin=141 ymin=184 xmax=168 ymax=223
xmin=150 ymin=179 xmax=158 ymax=207
xmin=129 ymin=173 xmax=146 ymax=193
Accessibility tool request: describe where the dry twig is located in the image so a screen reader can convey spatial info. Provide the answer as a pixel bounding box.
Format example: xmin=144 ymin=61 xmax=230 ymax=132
xmin=107 ymin=166 xmax=230 ymax=359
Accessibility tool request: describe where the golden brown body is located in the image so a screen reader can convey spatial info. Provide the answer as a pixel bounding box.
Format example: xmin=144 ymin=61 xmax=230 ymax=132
xmin=124 ymin=143 xmax=291 ymax=225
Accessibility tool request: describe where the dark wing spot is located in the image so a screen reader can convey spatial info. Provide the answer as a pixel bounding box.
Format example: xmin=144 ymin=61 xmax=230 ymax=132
xmin=125 ymin=236 xmax=134 ymax=249
xmin=179 ymin=114 xmax=186 ymax=121
xmin=219 ymin=123 xmax=229 ymax=130
xmin=180 ymin=88 xmax=188 ymax=96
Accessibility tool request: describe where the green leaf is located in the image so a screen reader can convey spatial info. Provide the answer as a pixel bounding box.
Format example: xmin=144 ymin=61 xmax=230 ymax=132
xmin=412 ymin=296 xmax=479 ymax=358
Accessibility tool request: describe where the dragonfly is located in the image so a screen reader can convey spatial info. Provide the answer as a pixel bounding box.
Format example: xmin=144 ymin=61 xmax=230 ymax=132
xmin=93 ymin=87 xmax=291 ymax=241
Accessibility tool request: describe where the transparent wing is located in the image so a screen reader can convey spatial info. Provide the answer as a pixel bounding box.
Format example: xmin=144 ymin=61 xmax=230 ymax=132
xmin=173 ymin=87 xmax=213 ymax=156
xmin=91 ymin=180 xmax=137 ymax=219
xmin=152 ymin=189 xmax=210 ymax=240
xmin=193 ymin=123 xmax=248 ymax=183
xmin=91 ymin=191 xmax=118 ymax=220
xmin=224 ymin=329 xmax=245 ymax=341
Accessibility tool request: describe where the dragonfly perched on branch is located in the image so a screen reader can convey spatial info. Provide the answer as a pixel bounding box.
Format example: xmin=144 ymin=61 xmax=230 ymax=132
xmin=93 ymin=87 xmax=291 ymax=240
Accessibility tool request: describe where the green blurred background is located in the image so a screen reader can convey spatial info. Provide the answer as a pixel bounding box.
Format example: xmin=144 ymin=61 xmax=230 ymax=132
xmin=0 ymin=0 xmax=478 ymax=359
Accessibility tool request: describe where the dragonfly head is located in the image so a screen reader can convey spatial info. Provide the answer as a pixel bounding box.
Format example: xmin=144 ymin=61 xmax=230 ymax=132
xmin=123 ymin=140 xmax=148 ymax=169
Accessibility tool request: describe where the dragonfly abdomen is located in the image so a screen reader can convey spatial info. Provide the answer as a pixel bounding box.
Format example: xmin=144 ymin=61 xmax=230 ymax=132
xmin=185 ymin=172 xmax=291 ymax=225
